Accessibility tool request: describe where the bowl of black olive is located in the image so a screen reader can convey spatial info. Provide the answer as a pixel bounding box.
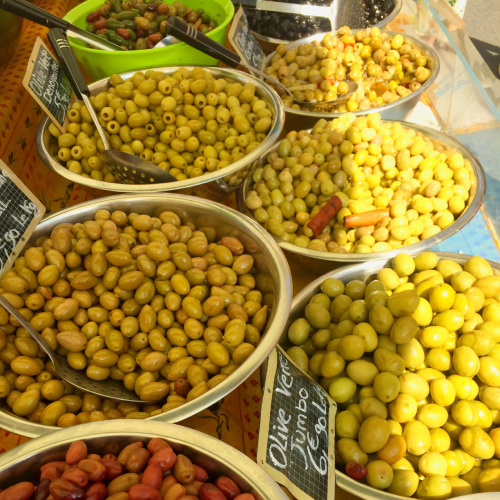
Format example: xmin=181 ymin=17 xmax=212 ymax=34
xmin=245 ymin=0 xmax=401 ymax=54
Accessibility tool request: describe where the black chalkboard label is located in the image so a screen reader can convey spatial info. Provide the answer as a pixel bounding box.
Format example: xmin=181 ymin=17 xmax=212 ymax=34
xmin=23 ymin=37 xmax=72 ymax=133
xmin=257 ymin=346 xmax=336 ymax=500
xmin=228 ymin=4 xmax=264 ymax=73
xmin=0 ymin=161 xmax=45 ymax=277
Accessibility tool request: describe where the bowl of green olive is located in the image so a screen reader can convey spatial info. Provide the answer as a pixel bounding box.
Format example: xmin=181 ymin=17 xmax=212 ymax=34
xmin=236 ymin=113 xmax=485 ymax=271
xmin=36 ymin=66 xmax=284 ymax=201
xmin=281 ymin=251 xmax=500 ymax=498
xmin=264 ymin=26 xmax=440 ymax=129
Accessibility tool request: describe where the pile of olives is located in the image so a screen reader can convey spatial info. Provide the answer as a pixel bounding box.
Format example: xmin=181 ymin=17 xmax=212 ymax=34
xmin=287 ymin=252 xmax=500 ymax=497
xmin=0 ymin=209 xmax=269 ymax=427
xmin=48 ymin=68 xmax=274 ymax=184
xmin=244 ymin=113 xmax=473 ymax=254
xmin=265 ymin=26 xmax=433 ymax=112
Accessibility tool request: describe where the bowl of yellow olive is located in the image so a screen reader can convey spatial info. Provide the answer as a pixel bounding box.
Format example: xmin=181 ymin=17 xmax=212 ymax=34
xmin=36 ymin=66 xmax=285 ymax=201
xmin=0 ymin=193 xmax=292 ymax=438
xmin=264 ymin=26 xmax=439 ymax=128
xmin=237 ymin=113 xmax=485 ymax=270
xmin=283 ymin=251 xmax=500 ymax=498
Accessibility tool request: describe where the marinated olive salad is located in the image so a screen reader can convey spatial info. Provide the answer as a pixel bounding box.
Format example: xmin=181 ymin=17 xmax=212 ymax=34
xmin=266 ymin=26 xmax=433 ymax=112
xmin=85 ymin=0 xmax=218 ymax=50
xmin=48 ymin=69 xmax=274 ymax=183
xmin=5 ymin=438 xmax=255 ymax=500
xmin=0 ymin=209 xmax=269 ymax=426
xmin=287 ymin=252 xmax=500 ymax=496
xmin=245 ymin=113 xmax=473 ymax=254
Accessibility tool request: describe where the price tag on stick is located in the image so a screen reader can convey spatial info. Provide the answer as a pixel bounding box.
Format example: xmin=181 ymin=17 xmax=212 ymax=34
xmin=257 ymin=346 xmax=337 ymax=500
xmin=22 ymin=37 xmax=73 ymax=133
xmin=0 ymin=161 xmax=45 ymax=278
xmin=228 ymin=2 xmax=265 ymax=75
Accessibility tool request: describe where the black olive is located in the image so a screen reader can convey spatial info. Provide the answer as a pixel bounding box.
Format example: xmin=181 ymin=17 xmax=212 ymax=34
xmin=244 ymin=0 xmax=395 ymax=40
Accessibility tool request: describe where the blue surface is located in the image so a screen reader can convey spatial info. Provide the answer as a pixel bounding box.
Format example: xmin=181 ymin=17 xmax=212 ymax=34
xmin=433 ymin=209 xmax=500 ymax=262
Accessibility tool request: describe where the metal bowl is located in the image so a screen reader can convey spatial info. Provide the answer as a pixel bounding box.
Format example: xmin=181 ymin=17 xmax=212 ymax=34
xmin=36 ymin=66 xmax=285 ymax=202
xmin=0 ymin=193 xmax=292 ymax=438
xmin=237 ymin=120 xmax=486 ymax=271
xmin=0 ymin=420 xmax=288 ymax=500
xmin=284 ymin=251 xmax=500 ymax=500
xmin=250 ymin=0 xmax=403 ymax=55
xmin=264 ymin=28 xmax=440 ymax=129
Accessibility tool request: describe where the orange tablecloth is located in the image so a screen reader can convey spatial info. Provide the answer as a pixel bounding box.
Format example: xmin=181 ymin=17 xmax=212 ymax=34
xmin=0 ymin=2 xmax=360 ymax=498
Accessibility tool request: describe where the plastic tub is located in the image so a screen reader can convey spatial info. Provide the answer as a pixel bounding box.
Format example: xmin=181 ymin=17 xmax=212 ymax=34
xmin=64 ymin=0 xmax=234 ymax=80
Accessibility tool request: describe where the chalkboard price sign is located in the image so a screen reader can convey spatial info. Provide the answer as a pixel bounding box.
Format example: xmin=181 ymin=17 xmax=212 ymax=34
xmin=257 ymin=346 xmax=336 ymax=500
xmin=228 ymin=3 xmax=265 ymax=74
xmin=23 ymin=37 xmax=72 ymax=133
xmin=0 ymin=161 xmax=45 ymax=277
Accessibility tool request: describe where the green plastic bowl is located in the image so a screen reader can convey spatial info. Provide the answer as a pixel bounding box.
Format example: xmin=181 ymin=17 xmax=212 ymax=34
xmin=64 ymin=0 xmax=234 ymax=80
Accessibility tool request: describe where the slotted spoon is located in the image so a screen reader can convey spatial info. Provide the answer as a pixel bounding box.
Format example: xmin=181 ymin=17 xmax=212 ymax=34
xmin=161 ymin=17 xmax=358 ymax=110
xmin=0 ymin=294 xmax=152 ymax=403
xmin=47 ymin=29 xmax=177 ymax=185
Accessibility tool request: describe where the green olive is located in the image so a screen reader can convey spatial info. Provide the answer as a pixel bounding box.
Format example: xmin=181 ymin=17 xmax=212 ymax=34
xmin=335 ymin=410 xmax=361 ymax=439
xmin=369 ymin=305 xmax=394 ymax=335
xmin=358 ymin=416 xmax=390 ymax=453
xmin=288 ymin=318 xmax=311 ymax=345
xmin=373 ymin=349 xmax=405 ymax=376
xmin=387 ymin=291 xmax=420 ymax=317
xmin=373 ymin=372 xmax=400 ymax=402
xmin=305 ymin=303 xmax=331 ymax=329
xmin=390 ymin=316 xmax=419 ymax=344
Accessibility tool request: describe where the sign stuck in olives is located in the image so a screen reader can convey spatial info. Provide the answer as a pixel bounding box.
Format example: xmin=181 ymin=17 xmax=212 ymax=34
xmin=258 ymin=346 xmax=336 ymax=500
xmin=23 ymin=37 xmax=72 ymax=132
xmin=0 ymin=160 xmax=45 ymax=277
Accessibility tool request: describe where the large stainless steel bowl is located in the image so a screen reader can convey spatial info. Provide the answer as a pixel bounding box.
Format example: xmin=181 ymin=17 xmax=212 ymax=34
xmin=265 ymin=28 xmax=440 ymax=129
xmin=36 ymin=67 xmax=285 ymax=202
xmin=0 ymin=420 xmax=288 ymax=500
xmin=0 ymin=193 xmax=292 ymax=438
xmin=237 ymin=120 xmax=486 ymax=271
xmin=251 ymin=0 xmax=403 ymax=55
xmin=284 ymin=251 xmax=500 ymax=500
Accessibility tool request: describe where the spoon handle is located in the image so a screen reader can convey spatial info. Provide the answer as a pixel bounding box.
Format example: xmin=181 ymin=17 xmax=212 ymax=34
xmin=165 ymin=17 xmax=292 ymax=98
xmin=48 ymin=28 xmax=89 ymax=100
xmin=166 ymin=16 xmax=241 ymax=67
xmin=47 ymin=29 xmax=110 ymax=151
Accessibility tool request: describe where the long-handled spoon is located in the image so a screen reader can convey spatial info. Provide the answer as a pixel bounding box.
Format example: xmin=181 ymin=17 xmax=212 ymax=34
xmin=48 ymin=29 xmax=177 ymax=184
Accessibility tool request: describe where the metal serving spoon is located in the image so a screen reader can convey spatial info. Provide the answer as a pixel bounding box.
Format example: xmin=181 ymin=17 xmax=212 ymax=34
xmin=47 ymin=29 xmax=177 ymax=184
xmin=0 ymin=294 xmax=152 ymax=403
xmin=161 ymin=17 xmax=358 ymax=110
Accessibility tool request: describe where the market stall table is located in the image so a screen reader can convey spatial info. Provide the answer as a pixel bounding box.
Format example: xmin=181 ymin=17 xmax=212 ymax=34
xmin=1 ymin=0 xmax=500 ymax=499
